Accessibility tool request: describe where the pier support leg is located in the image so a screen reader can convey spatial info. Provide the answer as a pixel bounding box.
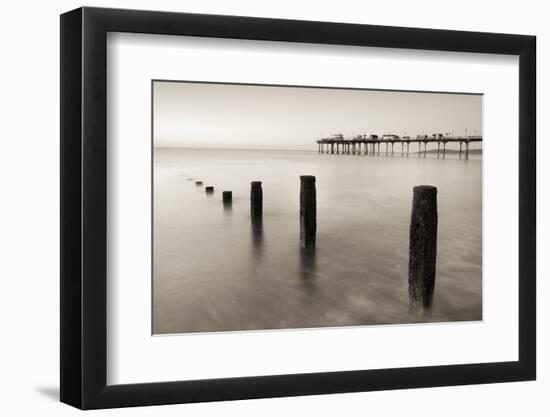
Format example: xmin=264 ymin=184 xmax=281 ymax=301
xmin=465 ymin=142 xmax=470 ymax=160
xmin=250 ymin=181 xmax=263 ymax=223
xmin=391 ymin=142 xmax=394 ymax=156
xmin=401 ymin=143 xmax=404 ymax=156
xmin=424 ymin=142 xmax=427 ymax=158
xmin=442 ymin=142 xmax=446 ymax=159
xmin=407 ymin=142 xmax=410 ymax=157
xmin=331 ymin=143 xmax=334 ymax=154
xmin=205 ymin=186 xmax=214 ymax=194
xmin=459 ymin=142 xmax=463 ymax=159
xmin=300 ymin=176 xmax=317 ymax=248
xmin=385 ymin=143 xmax=388 ymax=156
xmin=437 ymin=142 xmax=440 ymax=158
xmin=408 ymin=185 xmax=438 ymax=311
xmin=418 ymin=143 xmax=421 ymax=157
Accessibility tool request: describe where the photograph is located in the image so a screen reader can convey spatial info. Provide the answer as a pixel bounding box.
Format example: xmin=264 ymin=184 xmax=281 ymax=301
xmin=152 ymin=80 xmax=483 ymax=335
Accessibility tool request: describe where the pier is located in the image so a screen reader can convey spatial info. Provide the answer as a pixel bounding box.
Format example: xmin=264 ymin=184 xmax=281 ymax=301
xmin=316 ymin=135 xmax=482 ymax=159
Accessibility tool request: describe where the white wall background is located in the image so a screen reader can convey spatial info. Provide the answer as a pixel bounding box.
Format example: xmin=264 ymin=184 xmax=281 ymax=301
xmin=0 ymin=0 xmax=545 ymax=415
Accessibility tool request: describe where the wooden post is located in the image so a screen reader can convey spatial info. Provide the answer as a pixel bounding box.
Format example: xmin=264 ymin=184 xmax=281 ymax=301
xmin=437 ymin=142 xmax=440 ymax=158
xmin=408 ymin=185 xmax=438 ymax=311
xmin=424 ymin=142 xmax=427 ymax=158
xmin=331 ymin=143 xmax=334 ymax=154
xmin=205 ymin=186 xmax=214 ymax=194
xmin=250 ymin=181 xmax=263 ymax=222
xmin=195 ymin=181 xmax=203 ymax=186
xmin=391 ymin=142 xmax=394 ymax=156
xmin=222 ymin=191 xmax=232 ymax=205
xmin=300 ymin=176 xmax=317 ymax=248
xmin=459 ymin=141 xmax=463 ymax=159
xmin=465 ymin=141 xmax=470 ymax=160
xmin=418 ymin=142 xmax=421 ymax=157
xmin=407 ymin=142 xmax=410 ymax=157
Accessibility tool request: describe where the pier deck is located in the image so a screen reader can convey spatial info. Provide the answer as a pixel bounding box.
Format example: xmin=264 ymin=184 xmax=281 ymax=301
xmin=316 ymin=136 xmax=482 ymax=159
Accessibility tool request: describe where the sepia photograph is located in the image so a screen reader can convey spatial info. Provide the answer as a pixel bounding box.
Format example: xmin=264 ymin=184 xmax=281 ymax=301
xmin=152 ymin=80 xmax=483 ymax=335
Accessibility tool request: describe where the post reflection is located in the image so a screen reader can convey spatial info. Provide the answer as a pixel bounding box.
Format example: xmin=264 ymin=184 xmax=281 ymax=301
xmin=223 ymin=199 xmax=232 ymax=212
xmin=299 ymin=246 xmax=317 ymax=288
xmin=250 ymin=218 xmax=264 ymax=257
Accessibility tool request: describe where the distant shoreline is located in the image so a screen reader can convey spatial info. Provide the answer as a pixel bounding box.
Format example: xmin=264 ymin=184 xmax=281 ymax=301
xmin=154 ymin=146 xmax=318 ymax=152
xmin=154 ymin=146 xmax=482 ymax=154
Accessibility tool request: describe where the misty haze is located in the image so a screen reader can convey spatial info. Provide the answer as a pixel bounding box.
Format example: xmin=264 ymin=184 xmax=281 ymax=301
xmin=152 ymin=80 xmax=482 ymax=335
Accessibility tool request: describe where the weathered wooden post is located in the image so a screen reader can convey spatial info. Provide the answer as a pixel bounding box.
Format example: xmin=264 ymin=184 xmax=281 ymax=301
xmin=300 ymin=175 xmax=317 ymax=248
xmin=408 ymin=185 xmax=438 ymax=311
xmin=195 ymin=181 xmax=203 ymax=186
xmin=222 ymin=191 xmax=232 ymax=206
xmin=205 ymin=186 xmax=214 ymax=194
xmin=250 ymin=181 xmax=263 ymax=222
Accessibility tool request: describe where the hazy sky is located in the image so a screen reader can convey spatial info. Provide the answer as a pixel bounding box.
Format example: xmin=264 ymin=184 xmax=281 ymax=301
xmin=153 ymin=81 xmax=482 ymax=150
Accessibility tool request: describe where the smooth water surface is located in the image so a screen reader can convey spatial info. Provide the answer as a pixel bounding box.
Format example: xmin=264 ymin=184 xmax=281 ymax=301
xmin=153 ymin=148 xmax=482 ymax=334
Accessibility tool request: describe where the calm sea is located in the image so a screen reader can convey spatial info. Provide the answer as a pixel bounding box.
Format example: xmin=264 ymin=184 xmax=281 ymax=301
xmin=153 ymin=148 xmax=482 ymax=334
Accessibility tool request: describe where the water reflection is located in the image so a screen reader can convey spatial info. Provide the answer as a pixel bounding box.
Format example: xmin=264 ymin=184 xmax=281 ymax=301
xmin=250 ymin=219 xmax=264 ymax=257
xmin=223 ymin=199 xmax=232 ymax=212
xmin=299 ymin=246 xmax=317 ymax=282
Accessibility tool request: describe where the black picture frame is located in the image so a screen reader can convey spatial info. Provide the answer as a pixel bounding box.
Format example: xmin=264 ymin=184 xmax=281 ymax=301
xmin=60 ymin=6 xmax=536 ymax=410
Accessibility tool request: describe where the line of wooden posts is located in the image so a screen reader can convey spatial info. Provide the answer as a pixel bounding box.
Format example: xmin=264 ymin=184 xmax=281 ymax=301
xmin=191 ymin=177 xmax=437 ymax=311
